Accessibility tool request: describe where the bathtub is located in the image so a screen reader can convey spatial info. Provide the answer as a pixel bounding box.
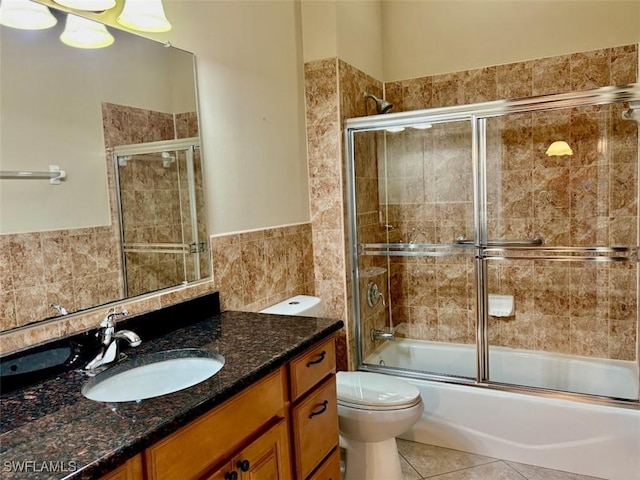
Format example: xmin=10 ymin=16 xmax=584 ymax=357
xmin=364 ymin=339 xmax=640 ymax=480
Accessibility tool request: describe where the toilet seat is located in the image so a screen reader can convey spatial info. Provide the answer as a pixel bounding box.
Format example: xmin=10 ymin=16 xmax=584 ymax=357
xmin=336 ymin=371 xmax=421 ymax=411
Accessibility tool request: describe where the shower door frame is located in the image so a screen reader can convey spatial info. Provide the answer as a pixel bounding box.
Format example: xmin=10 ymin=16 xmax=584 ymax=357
xmin=345 ymin=83 xmax=640 ymax=408
xmin=112 ymin=137 xmax=205 ymax=296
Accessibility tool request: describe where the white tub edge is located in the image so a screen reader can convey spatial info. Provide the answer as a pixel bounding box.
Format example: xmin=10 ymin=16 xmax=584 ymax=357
xmin=399 ymin=379 xmax=640 ymax=480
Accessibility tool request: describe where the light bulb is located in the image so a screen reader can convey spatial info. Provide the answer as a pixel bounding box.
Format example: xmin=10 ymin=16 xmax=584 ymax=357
xmin=0 ymin=0 xmax=57 ymax=30
xmin=117 ymin=0 xmax=171 ymax=33
xmin=60 ymin=13 xmax=114 ymax=49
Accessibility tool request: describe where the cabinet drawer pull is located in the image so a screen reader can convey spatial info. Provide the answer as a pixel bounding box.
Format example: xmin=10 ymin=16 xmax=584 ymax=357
xmin=308 ymin=400 xmax=329 ymax=418
xmin=306 ymin=350 xmax=326 ymax=367
xmin=237 ymin=459 xmax=250 ymax=472
xmin=224 ymin=471 xmax=238 ymax=480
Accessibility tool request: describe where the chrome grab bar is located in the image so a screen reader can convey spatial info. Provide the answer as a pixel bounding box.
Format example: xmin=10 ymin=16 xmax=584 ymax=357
xmin=455 ymin=236 xmax=544 ymax=247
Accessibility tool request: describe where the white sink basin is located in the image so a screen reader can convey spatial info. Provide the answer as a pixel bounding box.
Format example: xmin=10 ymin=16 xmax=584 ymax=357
xmin=82 ymin=349 xmax=225 ymax=403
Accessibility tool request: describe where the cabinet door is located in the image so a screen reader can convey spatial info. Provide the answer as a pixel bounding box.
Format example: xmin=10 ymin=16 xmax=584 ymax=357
xmin=146 ymin=369 xmax=285 ymax=480
xmin=203 ymin=462 xmax=235 ymax=480
xmin=99 ymin=455 xmax=143 ymax=480
xmin=235 ymin=420 xmax=291 ymax=480
xmin=203 ymin=420 xmax=291 ymax=480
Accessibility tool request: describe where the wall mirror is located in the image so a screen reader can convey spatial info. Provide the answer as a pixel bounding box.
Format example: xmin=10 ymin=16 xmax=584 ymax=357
xmin=0 ymin=7 xmax=210 ymax=332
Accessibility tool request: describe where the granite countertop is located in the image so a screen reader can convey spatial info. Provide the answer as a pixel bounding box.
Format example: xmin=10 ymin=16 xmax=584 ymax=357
xmin=0 ymin=306 xmax=343 ymax=480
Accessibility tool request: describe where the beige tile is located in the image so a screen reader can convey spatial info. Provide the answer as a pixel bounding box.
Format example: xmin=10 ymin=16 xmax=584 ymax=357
xmin=425 ymin=461 xmax=526 ymax=479
xmin=570 ymin=49 xmax=610 ymax=91
xmin=400 ymin=453 xmax=422 ymax=480
xmin=397 ymin=440 xmax=496 ymax=478
xmin=506 ymin=461 xmax=605 ymax=480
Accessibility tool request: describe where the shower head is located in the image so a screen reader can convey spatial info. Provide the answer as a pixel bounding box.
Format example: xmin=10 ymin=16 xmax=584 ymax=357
xmin=364 ymin=92 xmax=393 ymax=114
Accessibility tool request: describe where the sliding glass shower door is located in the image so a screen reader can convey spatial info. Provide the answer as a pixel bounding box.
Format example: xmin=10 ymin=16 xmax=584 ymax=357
xmin=484 ymin=105 xmax=639 ymax=399
xmin=113 ymin=137 xmax=209 ymax=297
xmin=347 ymin=83 xmax=640 ymax=403
xmin=353 ymin=120 xmax=478 ymax=380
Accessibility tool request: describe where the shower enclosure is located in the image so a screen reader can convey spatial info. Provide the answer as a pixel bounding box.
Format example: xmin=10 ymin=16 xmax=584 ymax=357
xmin=346 ymin=83 xmax=640 ymax=404
xmin=113 ymin=137 xmax=209 ymax=297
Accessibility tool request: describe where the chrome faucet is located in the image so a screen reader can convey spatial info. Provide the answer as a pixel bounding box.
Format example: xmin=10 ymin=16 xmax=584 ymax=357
xmin=85 ymin=309 xmax=141 ymax=373
xmin=371 ymin=329 xmax=395 ymax=342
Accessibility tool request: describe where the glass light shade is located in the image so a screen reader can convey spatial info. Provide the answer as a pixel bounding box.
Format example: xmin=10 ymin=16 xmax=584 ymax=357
xmin=385 ymin=127 xmax=406 ymax=133
xmin=545 ymin=140 xmax=573 ymax=156
xmin=60 ymin=14 xmax=114 ymax=49
xmin=0 ymin=0 xmax=57 ymax=30
xmin=53 ymin=0 xmax=116 ymax=11
xmin=117 ymin=0 xmax=171 ymax=32
xmin=412 ymin=123 xmax=433 ymax=130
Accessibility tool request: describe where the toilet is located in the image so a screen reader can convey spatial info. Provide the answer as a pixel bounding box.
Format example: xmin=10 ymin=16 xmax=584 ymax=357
xmin=259 ymin=295 xmax=324 ymax=317
xmin=337 ymin=371 xmax=423 ymax=480
xmin=261 ymin=296 xmax=424 ymax=480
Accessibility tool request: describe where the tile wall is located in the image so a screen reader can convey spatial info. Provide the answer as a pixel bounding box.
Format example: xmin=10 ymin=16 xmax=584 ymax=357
xmin=0 ymin=228 xmax=122 ymax=331
xmin=210 ymin=223 xmax=315 ymax=313
xmin=105 ymin=104 xmax=209 ymax=298
xmin=381 ymin=45 xmax=638 ymax=361
xmin=0 ymin=221 xmax=316 ymax=355
xmin=304 ymin=58 xmax=386 ymax=369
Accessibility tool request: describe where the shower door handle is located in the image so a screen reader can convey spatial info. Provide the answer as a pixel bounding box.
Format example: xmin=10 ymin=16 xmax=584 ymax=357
xmin=455 ymin=236 xmax=544 ymax=247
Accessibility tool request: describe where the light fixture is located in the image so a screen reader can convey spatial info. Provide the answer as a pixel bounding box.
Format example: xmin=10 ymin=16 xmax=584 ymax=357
xmin=0 ymin=0 xmax=57 ymax=30
xmin=53 ymin=0 xmax=116 ymax=11
xmin=412 ymin=123 xmax=433 ymax=130
xmin=117 ymin=0 xmax=171 ymax=32
xmin=60 ymin=13 xmax=114 ymax=48
xmin=545 ymin=140 xmax=573 ymax=156
xmin=385 ymin=126 xmax=406 ymax=133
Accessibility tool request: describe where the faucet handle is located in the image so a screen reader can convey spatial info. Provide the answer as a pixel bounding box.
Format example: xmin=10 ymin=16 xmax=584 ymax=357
xmin=101 ymin=308 xmax=129 ymax=327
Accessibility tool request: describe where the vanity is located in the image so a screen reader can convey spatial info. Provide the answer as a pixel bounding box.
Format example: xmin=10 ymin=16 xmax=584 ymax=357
xmin=0 ymin=292 xmax=344 ymax=480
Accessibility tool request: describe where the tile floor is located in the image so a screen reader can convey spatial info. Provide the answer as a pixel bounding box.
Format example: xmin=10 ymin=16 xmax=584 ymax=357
xmin=396 ymin=439 xmax=605 ymax=480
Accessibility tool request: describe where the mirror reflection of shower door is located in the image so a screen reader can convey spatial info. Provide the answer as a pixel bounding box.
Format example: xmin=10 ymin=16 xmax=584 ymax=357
xmin=355 ymin=121 xmax=478 ymax=380
xmin=484 ymin=104 xmax=639 ymax=400
xmin=114 ymin=138 xmax=209 ymax=298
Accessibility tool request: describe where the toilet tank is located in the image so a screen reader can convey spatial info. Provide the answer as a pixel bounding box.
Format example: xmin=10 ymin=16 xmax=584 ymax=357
xmin=259 ymin=295 xmax=324 ymax=317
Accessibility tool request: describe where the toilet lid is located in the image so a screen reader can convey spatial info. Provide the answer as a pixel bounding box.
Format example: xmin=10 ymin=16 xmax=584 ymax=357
xmin=336 ymin=371 xmax=421 ymax=409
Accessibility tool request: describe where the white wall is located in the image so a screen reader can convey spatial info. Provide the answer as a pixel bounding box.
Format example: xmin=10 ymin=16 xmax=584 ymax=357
xmin=159 ymin=0 xmax=309 ymax=234
xmin=302 ymin=0 xmax=384 ymax=81
xmin=382 ymin=0 xmax=640 ymax=81
xmin=336 ymin=0 xmax=383 ymax=80
xmin=0 ymin=24 xmax=187 ymax=234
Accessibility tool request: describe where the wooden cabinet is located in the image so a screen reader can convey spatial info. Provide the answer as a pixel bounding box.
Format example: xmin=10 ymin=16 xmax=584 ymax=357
xmin=145 ymin=368 xmax=287 ymax=480
xmin=102 ymin=335 xmax=339 ymax=480
xmin=307 ymin=448 xmax=341 ymax=480
xmin=288 ymin=337 xmax=339 ymax=480
xmin=289 ymin=338 xmax=336 ymax=402
xmin=205 ymin=420 xmax=291 ymax=480
xmin=99 ymin=455 xmax=143 ymax=480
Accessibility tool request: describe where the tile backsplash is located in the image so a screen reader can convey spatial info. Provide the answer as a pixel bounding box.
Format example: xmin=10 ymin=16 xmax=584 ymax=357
xmin=0 ymin=222 xmax=316 ymax=356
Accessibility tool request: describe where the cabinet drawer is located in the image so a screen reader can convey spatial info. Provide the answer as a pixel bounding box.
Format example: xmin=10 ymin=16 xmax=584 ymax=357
xmin=292 ymin=376 xmax=338 ymax=479
xmin=289 ymin=338 xmax=336 ymax=401
xmin=307 ymin=447 xmax=341 ymax=480
xmin=145 ymin=368 xmax=285 ymax=480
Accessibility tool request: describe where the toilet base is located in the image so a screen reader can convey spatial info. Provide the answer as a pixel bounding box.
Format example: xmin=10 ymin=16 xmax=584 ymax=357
xmin=341 ymin=435 xmax=403 ymax=480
